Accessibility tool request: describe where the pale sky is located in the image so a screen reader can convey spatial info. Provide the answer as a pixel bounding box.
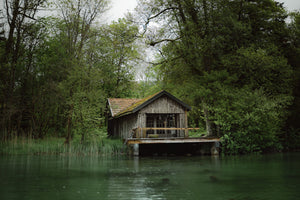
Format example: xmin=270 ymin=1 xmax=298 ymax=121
xmin=106 ymin=0 xmax=137 ymax=22
xmin=107 ymin=0 xmax=300 ymax=22
xmin=0 ymin=1 xmax=299 ymax=22
xmin=278 ymin=0 xmax=300 ymax=11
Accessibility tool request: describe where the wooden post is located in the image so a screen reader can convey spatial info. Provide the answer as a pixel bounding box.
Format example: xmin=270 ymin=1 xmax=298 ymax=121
xmin=133 ymin=144 xmax=139 ymax=156
xmin=142 ymin=128 xmax=146 ymax=138
xmin=134 ymin=128 xmax=138 ymax=138
xmin=211 ymin=142 xmax=219 ymax=156
xmin=154 ymin=117 xmax=157 ymax=135
xmin=140 ymin=127 xmax=142 ymax=138
xmin=164 ymin=120 xmax=167 ymax=137
xmin=136 ymin=127 xmax=140 ymax=138
xmin=184 ymin=110 xmax=188 ymax=138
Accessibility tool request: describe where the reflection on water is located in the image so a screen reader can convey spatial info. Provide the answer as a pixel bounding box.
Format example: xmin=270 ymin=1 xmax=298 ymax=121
xmin=0 ymin=153 xmax=299 ymax=200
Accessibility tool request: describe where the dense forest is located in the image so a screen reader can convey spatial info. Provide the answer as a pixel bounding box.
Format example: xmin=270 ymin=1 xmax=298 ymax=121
xmin=0 ymin=0 xmax=299 ymax=154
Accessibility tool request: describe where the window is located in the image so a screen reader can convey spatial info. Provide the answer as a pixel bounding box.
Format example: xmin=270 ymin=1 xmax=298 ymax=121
xmin=146 ymin=115 xmax=155 ymax=135
xmin=146 ymin=114 xmax=178 ymax=137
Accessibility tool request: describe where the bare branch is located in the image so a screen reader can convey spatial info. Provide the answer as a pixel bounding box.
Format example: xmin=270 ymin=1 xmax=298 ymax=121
xmin=148 ymin=7 xmax=178 ymax=21
xmin=148 ymin=37 xmax=181 ymax=46
xmin=140 ymin=6 xmax=178 ymax=37
xmin=21 ymin=13 xmax=36 ymax=20
xmin=134 ymin=54 xmax=182 ymax=66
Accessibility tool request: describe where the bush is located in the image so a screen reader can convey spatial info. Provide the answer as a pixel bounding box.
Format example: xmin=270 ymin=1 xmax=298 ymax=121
xmin=217 ymin=88 xmax=287 ymax=154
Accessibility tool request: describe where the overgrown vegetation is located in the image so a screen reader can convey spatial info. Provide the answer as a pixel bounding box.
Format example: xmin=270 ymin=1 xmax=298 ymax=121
xmin=0 ymin=129 xmax=126 ymax=156
xmin=0 ymin=0 xmax=140 ymax=146
xmin=135 ymin=0 xmax=300 ymax=154
xmin=0 ymin=0 xmax=299 ymax=155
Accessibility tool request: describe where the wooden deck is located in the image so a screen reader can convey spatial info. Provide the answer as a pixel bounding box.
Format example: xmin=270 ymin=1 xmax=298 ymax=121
xmin=126 ymin=137 xmax=220 ymax=145
xmin=128 ymin=127 xmax=220 ymax=144
xmin=127 ymin=127 xmax=220 ymax=156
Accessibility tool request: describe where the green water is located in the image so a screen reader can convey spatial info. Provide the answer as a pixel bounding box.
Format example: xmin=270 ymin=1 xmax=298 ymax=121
xmin=0 ymin=153 xmax=299 ymax=200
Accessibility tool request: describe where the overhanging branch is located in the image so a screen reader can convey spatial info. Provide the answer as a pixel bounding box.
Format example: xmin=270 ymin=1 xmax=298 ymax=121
xmin=148 ymin=7 xmax=178 ymax=21
xmin=141 ymin=6 xmax=178 ymax=36
xmin=148 ymin=37 xmax=181 ymax=46
xmin=135 ymin=55 xmax=182 ymax=66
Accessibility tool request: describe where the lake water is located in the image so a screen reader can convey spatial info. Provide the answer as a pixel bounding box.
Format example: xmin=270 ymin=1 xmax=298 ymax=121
xmin=0 ymin=153 xmax=299 ymax=200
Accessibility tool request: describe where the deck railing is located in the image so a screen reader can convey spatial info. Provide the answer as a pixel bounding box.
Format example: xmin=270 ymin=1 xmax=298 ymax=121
xmin=132 ymin=127 xmax=200 ymax=139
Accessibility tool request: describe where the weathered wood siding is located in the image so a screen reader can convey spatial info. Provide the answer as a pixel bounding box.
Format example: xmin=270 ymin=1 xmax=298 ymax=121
xmin=179 ymin=113 xmax=186 ymax=137
xmin=110 ymin=113 xmax=138 ymax=139
xmin=139 ymin=96 xmax=188 ymax=137
xmin=137 ymin=113 xmax=146 ymax=128
xmin=109 ymin=95 xmax=189 ymax=139
xmin=140 ymin=96 xmax=184 ymax=114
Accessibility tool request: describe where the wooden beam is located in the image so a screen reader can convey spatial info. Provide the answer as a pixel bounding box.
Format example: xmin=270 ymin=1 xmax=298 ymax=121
xmin=126 ymin=138 xmax=220 ymax=145
xmin=136 ymin=127 xmax=199 ymax=130
xmin=133 ymin=127 xmax=200 ymax=139
xmin=184 ymin=110 xmax=188 ymax=138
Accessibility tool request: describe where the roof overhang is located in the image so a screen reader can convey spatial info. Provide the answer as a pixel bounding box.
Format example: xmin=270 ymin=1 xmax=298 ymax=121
xmin=111 ymin=90 xmax=191 ymax=119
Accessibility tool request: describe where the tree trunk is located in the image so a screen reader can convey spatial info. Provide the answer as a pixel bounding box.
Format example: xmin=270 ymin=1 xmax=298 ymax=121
xmin=203 ymin=105 xmax=213 ymax=136
xmin=65 ymin=104 xmax=73 ymax=145
xmin=81 ymin=132 xmax=85 ymax=144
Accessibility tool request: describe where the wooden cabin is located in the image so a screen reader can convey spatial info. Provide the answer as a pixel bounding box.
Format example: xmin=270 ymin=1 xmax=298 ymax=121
xmin=107 ymin=90 xmax=191 ymax=140
xmin=107 ymin=90 xmax=220 ymax=156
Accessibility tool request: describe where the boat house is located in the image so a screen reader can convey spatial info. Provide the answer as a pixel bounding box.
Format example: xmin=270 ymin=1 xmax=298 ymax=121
xmin=107 ymin=90 xmax=219 ymax=155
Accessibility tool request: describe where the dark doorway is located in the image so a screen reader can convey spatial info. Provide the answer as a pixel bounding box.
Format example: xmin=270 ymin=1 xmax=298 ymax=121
xmin=146 ymin=114 xmax=178 ymax=137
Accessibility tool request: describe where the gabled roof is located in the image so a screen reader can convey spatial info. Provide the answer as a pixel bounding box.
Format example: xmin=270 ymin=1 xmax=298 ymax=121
xmin=108 ymin=90 xmax=191 ymax=118
xmin=108 ymin=98 xmax=141 ymax=117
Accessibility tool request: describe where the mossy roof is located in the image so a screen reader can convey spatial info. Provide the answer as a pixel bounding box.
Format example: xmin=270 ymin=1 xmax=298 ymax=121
xmin=108 ymin=98 xmax=141 ymax=117
xmin=108 ymin=90 xmax=191 ymax=119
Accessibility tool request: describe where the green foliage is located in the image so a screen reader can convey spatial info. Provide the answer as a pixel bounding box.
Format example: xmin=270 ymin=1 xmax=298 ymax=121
xmin=87 ymin=18 xmax=140 ymax=98
xmin=0 ymin=129 xmax=126 ymax=156
xmin=216 ymin=46 xmax=293 ymax=154
xmin=218 ymin=88 xmax=285 ymax=154
xmin=285 ymin=12 xmax=300 ymax=143
xmin=0 ymin=0 xmax=299 ymax=155
xmin=0 ymin=0 xmax=140 ymax=146
xmin=188 ymin=129 xmax=207 ymax=138
xmin=138 ymin=0 xmax=296 ymax=154
xmin=57 ymin=17 xmax=140 ymax=142
xmin=281 ymin=128 xmax=300 ymax=150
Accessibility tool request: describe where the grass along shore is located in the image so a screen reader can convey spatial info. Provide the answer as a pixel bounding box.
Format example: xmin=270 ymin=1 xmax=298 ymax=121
xmin=0 ymin=136 xmax=127 ymax=156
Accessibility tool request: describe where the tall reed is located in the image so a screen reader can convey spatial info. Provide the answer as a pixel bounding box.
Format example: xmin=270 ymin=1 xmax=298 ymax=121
xmin=0 ymin=136 xmax=127 ymax=156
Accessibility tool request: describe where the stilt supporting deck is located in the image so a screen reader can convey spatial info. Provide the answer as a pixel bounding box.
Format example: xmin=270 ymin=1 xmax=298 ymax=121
xmin=133 ymin=143 xmax=139 ymax=156
xmin=211 ymin=141 xmax=220 ymax=156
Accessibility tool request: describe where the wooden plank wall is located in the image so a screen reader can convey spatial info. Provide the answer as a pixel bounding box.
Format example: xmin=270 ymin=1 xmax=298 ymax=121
xmin=139 ymin=96 xmax=187 ymax=137
xmin=140 ymin=96 xmax=184 ymax=114
xmin=110 ymin=95 xmax=189 ymax=139
xmin=113 ymin=114 xmax=138 ymax=139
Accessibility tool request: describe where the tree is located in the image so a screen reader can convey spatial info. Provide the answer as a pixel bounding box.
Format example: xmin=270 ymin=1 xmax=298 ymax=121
xmin=91 ymin=18 xmax=140 ymax=98
xmin=0 ymin=0 xmax=47 ymax=138
xmin=282 ymin=11 xmax=300 ymax=150
xmin=137 ymin=0 xmax=294 ymax=153
xmin=53 ymin=0 xmax=109 ymax=144
xmin=0 ymin=0 xmax=141 ymax=144
xmin=218 ymin=46 xmax=292 ymax=153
